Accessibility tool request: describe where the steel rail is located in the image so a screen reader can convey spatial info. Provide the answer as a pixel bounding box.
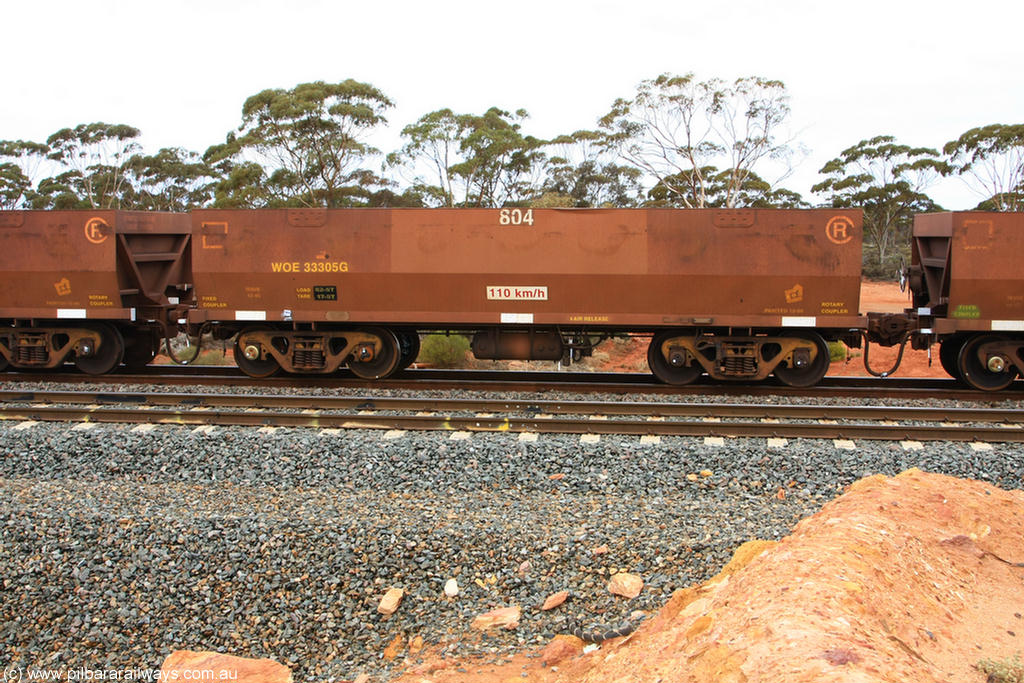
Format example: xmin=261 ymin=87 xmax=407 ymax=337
xmin=3 ymin=390 xmax=1024 ymax=424
xmin=2 ymin=404 xmax=1022 ymax=442
xmin=3 ymin=368 xmax=1022 ymax=401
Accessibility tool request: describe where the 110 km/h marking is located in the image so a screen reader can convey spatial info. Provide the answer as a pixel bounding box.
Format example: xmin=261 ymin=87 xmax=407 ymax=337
xmin=487 ymin=286 xmax=548 ymax=301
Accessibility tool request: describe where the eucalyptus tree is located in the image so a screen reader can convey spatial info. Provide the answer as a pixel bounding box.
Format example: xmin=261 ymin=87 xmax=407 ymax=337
xmin=204 ymin=156 xmax=269 ymax=209
xmin=45 ymin=122 xmax=142 ymax=209
xmin=648 ymin=166 xmax=807 ymax=208
xmin=813 ymin=135 xmax=945 ymax=276
xmin=0 ymin=162 xmax=32 ymax=209
xmin=127 ymin=147 xmax=215 ymax=211
xmin=453 ymin=108 xmax=546 ymax=207
xmin=390 ymin=107 xmax=546 ymax=207
xmin=32 ymin=172 xmax=83 ymax=209
xmin=389 ymin=108 xmax=463 ymax=206
xmin=541 ymin=130 xmax=643 ymax=207
xmin=0 ymin=140 xmax=48 ymax=208
xmin=599 ymin=73 xmax=795 ymax=208
xmin=943 ymin=123 xmax=1024 ymax=211
xmin=205 ymin=80 xmax=394 ymax=207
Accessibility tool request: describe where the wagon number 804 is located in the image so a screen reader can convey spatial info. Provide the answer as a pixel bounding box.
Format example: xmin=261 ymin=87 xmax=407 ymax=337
xmin=498 ymin=208 xmax=535 ymax=226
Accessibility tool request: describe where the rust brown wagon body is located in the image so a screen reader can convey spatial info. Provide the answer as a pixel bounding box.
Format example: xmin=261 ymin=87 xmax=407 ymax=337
xmin=189 ymin=207 xmax=864 ymax=385
xmin=0 ymin=210 xmax=192 ymax=373
xmin=904 ymin=211 xmax=1024 ymax=390
xmin=2 ymin=205 xmax=1019 ymax=391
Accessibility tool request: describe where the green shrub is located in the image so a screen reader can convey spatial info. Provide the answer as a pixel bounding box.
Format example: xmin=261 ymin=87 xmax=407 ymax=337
xmin=827 ymin=341 xmax=848 ymax=363
xmin=978 ymin=654 xmax=1024 ymax=683
xmin=418 ymin=334 xmax=471 ymax=368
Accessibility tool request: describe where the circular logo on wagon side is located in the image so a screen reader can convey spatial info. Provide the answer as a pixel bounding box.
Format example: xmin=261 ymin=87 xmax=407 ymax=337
xmin=84 ymin=217 xmax=110 ymax=244
xmin=825 ymin=216 xmax=855 ymax=245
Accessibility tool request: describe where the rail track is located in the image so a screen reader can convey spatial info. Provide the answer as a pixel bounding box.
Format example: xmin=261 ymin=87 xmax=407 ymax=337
xmin=3 ymin=388 xmax=1023 ymax=443
xmin=4 ymin=366 xmax=1024 ymax=401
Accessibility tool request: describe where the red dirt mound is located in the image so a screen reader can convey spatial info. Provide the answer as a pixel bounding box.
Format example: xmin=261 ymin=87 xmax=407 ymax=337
xmin=389 ymin=470 xmax=1024 ymax=683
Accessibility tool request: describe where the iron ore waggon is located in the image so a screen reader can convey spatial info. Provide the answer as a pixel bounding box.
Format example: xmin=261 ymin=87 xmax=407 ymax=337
xmin=0 ymin=210 xmax=192 ymax=374
xmin=1 ymin=207 xmax=1021 ymax=391
xmin=188 ymin=208 xmax=864 ymax=387
xmin=903 ymin=212 xmax=1024 ymax=390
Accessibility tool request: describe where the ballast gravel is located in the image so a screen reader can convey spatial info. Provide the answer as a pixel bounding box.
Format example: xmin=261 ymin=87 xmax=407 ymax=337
xmin=1 ymin=382 xmax=1023 ymax=681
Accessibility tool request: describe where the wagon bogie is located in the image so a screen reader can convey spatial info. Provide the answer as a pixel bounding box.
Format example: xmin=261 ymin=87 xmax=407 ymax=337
xmin=646 ymin=329 xmax=832 ymax=387
xmin=232 ymin=326 xmax=404 ymax=379
xmin=0 ymin=323 xmax=131 ymax=372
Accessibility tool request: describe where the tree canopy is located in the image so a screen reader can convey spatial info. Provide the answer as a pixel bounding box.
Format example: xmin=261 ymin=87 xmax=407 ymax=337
xmin=813 ymin=135 xmax=946 ymax=276
xmin=599 ymin=73 xmax=796 ymax=209
xmin=540 ymin=130 xmax=643 ymax=207
xmin=0 ymin=140 xmax=47 ymax=209
xmin=389 ymin=107 xmax=546 ymax=207
xmin=943 ymin=123 xmax=1024 ymax=211
xmin=127 ymin=148 xmax=215 ymax=211
xmin=45 ymin=122 xmax=142 ymax=209
xmin=649 ymin=166 xmax=807 ymax=208
xmin=205 ymin=80 xmax=394 ymax=208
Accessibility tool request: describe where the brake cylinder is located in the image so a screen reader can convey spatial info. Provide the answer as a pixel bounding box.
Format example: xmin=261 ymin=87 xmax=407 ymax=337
xmin=471 ymin=329 xmax=564 ymax=361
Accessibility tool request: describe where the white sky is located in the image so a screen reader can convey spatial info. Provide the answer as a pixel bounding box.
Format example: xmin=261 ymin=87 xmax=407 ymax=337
xmin=4 ymin=0 xmax=1022 ymax=209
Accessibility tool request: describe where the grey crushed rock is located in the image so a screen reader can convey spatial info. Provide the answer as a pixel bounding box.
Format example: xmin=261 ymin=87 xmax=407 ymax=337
xmin=1 ymin=380 xmax=1022 ymax=681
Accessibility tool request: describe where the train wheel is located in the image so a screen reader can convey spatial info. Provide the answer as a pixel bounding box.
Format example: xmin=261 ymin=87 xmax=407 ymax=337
xmin=939 ymin=334 xmax=967 ymax=381
xmin=773 ymin=332 xmax=830 ymax=388
xmin=234 ymin=328 xmax=282 ymax=378
xmin=0 ymin=353 xmax=8 ymax=371
xmin=397 ymin=331 xmax=421 ymax=370
xmin=647 ymin=332 xmax=701 ymax=385
xmin=958 ymin=335 xmax=1018 ymax=391
xmin=349 ymin=328 xmax=401 ymax=380
xmin=74 ymin=324 xmax=125 ymax=375
xmin=123 ymin=330 xmax=159 ymax=370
